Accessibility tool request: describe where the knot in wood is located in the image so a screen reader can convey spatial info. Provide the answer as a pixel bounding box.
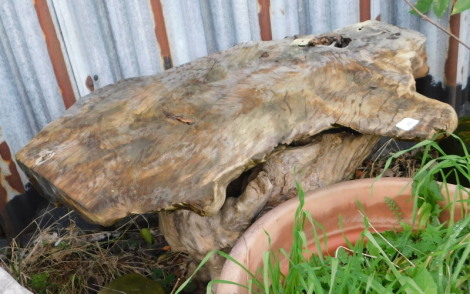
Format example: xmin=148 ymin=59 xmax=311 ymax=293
xmin=308 ymin=35 xmax=352 ymax=48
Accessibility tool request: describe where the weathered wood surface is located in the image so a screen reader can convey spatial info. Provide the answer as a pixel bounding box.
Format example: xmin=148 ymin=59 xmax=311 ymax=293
xmin=16 ymin=20 xmax=457 ymax=229
xmin=159 ymin=131 xmax=381 ymax=277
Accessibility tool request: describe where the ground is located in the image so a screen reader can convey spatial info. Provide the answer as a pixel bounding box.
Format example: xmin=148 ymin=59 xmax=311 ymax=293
xmin=0 ymin=138 xmax=426 ymax=294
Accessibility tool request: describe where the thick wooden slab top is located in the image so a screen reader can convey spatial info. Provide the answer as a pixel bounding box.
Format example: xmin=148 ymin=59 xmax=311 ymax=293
xmin=16 ymin=21 xmax=457 ymax=226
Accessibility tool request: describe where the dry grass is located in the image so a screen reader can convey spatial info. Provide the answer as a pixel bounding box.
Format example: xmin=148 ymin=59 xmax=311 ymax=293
xmin=0 ymin=211 xmax=194 ymax=294
xmin=0 ymin=139 xmax=428 ymax=294
xmin=354 ymin=138 xmax=426 ymax=179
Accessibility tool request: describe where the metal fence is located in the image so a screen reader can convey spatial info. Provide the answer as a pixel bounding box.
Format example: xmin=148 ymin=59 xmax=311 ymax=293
xmin=1 ymin=0 xmax=469 ymax=205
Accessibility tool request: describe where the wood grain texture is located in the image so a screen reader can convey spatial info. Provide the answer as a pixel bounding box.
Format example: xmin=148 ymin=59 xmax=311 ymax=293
xmin=16 ymin=21 xmax=457 ymax=227
xmin=159 ymin=131 xmax=381 ymax=278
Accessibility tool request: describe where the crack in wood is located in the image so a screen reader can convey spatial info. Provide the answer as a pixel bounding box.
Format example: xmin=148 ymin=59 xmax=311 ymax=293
xmin=162 ymin=109 xmax=194 ymax=125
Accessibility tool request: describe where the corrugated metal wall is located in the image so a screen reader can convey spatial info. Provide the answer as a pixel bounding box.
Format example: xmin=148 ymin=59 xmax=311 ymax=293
xmin=458 ymin=9 xmax=470 ymax=107
xmin=1 ymin=0 xmax=470 ymax=204
xmin=0 ymin=0 xmax=65 ymax=156
xmin=0 ymin=126 xmax=25 ymax=207
xmin=381 ymin=0 xmax=451 ymax=83
xmin=460 ymin=11 xmax=470 ymax=82
xmin=50 ymin=0 xmax=163 ymax=97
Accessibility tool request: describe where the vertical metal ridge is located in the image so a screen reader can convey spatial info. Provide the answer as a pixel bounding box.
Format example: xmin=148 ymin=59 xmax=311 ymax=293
xmin=0 ymin=13 xmax=38 ymax=136
xmin=34 ymin=0 xmax=76 ymax=109
xmin=360 ymin=0 xmax=371 ymax=21
xmin=0 ymin=136 xmax=24 ymax=209
xmin=456 ymin=10 xmax=470 ymax=91
xmin=150 ymin=0 xmax=173 ymax=69
xmin=96 ymin=1 xmax=123 ymax=82
xmin=0 ymin=141 xmax=24 ymax=193
xmin=258 ymin=0 xmax=272 ymax=41
xmin=199 ymin=0 xmax=218 ymax=54
xmin=445 ymin=13 xmax=460 ymax=86
xmin=445 ymin=13 xmax=461 ymax=108
xmin=0 ymin=186 xmax=6 ymax=210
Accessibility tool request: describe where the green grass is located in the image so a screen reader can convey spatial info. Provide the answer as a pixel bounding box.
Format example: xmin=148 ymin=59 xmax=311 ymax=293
xmin=176 ymin=133 xmax=470 ymax=293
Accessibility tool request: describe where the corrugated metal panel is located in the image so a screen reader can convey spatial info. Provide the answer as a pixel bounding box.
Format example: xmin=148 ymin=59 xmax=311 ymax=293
xmin=371 ymin=0 xmax=381 ymax=20
xmin=161 ymin=0 xmax=261 ymax=66
xmin=1 ymin=0 xmax=470 ymax=159
xmin=380 ymin=0 xmax=451 ymax=83
xmin=49 ymin=0 xmax=163 ymax=97
xmin=458 ymin=10 xmax=470 ymax=89
xmin=160 ymin=0 xmax=208 ymax=65
xmin=0 ymin=0 xmax=65 ymax=155
xmin=0 ymin=126 xmax=25 ymax=206
xmin=270 ymin=0 xmax=360 ymax=39
xmin=270 ymin=0 xmax=300 ymax=38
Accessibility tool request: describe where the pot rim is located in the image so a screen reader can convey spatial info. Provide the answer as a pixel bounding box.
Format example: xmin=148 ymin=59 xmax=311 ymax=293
xmin=217 ymin=177 xmax=464 ymax=294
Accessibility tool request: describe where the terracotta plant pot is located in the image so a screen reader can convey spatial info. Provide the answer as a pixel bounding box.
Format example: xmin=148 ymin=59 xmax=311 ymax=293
xmin=216 ymin=177 xmax=467 ymax=294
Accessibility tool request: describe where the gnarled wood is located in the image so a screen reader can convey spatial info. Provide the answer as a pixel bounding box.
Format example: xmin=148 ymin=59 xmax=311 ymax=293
xmin=159 ymin=131 xmax=380 ymax=277
xmin=16 ymin=21 xmax=456 ymax=226
xmin=16 ymin=21 xmax=458 ymax=277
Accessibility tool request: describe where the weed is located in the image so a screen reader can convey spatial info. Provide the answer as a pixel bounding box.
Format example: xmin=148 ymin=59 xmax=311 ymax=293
xmin=177 ymin=133 xmax=470 ymax=293
xmin=30 ymin=272 xmax=50 ymax=294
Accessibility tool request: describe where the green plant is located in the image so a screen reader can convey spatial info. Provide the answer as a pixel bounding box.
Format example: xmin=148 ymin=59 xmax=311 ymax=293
xmin=30 ymin=272 xmax=50 ymax=294
xmin=140 ymin=228 xmax=154 ymax=245
xmin=453 ymin=0 xmax=470 ymax=14
xmin=378 ymin=133 xmax=470 ymax=226
xmin=412 ymin=0 xmax=470 ymax=16
xmin=405 ymin=0 xmax=470 ymax=50
xmin=176 ymin=133 xmax=469 ymax=293
xmin=151 ymin=268 xmax=177 ymax=292
xmin=150 ymin=267 xmax=198 ymax=293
